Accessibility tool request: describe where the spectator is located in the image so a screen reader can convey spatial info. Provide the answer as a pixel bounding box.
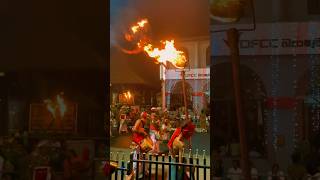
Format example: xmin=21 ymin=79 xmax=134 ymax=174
xmin=63 ymin=149 xmax=89 ymax=180
xmin=267 ymin=163 xmax=285 ymax=180
xmin=200 ymin=109 xmax=207 ymax=131
xmin=212 ymin=149 xmax=223 ymax=179
xmin=306 ymin=157 xmax=320 ymax=180
xmin=119 ymin=114 xmax=128 ymax=134
xmin=229 ymin=139 xmax=240 ymax=157
xmin=227 ymin=160 xmax=242 ymax=180
xmin=0 ymin=152 xmax=3 ymax=180
xmin=249 ymin=161 xmax=259 ymax=180
xmin=287 ymin=152 xmax=307 ymax=180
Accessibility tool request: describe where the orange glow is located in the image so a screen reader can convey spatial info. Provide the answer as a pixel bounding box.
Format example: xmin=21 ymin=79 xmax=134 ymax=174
xmin=122 ymin=18 xmax=187 ymax=68
xmin=124 ymin=91 xmax=132 ymax=99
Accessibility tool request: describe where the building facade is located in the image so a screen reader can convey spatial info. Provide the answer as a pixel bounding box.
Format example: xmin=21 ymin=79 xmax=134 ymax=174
xmin=164 ymin=36 xmax=210 ymax=114
xmin=211 ymin=22 xmax=320 ymax=168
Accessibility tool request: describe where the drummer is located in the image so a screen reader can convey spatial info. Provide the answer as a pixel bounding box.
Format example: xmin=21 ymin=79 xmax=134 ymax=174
xmin=132 ymin=112 xmax=149 ymax=150
xmin=167 ymin=117 xmax=195 ymax=157
xmin=130 ymin=112 xmax=150 ymax=178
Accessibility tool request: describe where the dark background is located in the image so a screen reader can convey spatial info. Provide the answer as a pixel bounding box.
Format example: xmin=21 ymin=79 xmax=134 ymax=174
xmin=0 ymin=0 xmax=108 ymax=137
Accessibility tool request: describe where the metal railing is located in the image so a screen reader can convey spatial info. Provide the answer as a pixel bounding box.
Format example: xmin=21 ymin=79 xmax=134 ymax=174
xmin=109 ymin=149 xmax=210 ymax=180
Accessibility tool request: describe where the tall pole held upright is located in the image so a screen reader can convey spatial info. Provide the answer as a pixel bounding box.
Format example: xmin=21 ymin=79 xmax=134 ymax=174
xmin=160 ymin=64 xmax=166 ymax=110
xmin=181 ymin=70 xmax=189 ymax=123
xmin=227 ymin=28 xmax=251 ymax=180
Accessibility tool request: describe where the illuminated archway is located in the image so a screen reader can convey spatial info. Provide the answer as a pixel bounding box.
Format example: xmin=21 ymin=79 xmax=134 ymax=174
xmin=170 ymin=81 xmax=193 ymax=111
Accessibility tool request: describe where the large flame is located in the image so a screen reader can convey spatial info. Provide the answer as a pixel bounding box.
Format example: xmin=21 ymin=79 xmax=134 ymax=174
xmin=123 ymin=18 xmax=187 ymax=68
xmin=143 ymin=40 xmax=187 ymax=68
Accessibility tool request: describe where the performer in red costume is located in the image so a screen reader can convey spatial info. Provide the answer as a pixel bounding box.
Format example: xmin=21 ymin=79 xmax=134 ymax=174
xmin=168 ymin=119 xmax=196 ymax=156
xmin=130 ymin=111 xmax=151 ymax=178
xmin=132 ymin=112 xmax=148 ymax=145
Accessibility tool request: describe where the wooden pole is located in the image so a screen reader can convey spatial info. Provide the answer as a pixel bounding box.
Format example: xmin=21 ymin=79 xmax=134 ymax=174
xmin=181 ymin=70 xmax=189 ymax=123
xmin=227 ymin=28 xmax=251 ymax=180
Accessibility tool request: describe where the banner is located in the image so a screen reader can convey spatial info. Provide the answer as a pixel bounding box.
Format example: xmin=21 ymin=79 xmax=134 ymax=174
xmin=211 ymin=22 xmax=320 ymax=56
xmin=165 ymin=68 xmax=210 ymax=80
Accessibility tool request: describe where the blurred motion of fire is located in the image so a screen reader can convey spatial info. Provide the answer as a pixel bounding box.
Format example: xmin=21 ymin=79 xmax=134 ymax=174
xmin=122 ymin=18 xmax=187 ymax=68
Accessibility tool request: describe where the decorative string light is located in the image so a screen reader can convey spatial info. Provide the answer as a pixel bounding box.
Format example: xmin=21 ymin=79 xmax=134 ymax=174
xmin=292 ymin=52 xmax=298 ymax=149
xmin=270 ymin=53 xmax=280 ymax=150
xmin=269 ymin=24 xmax=280 ymax=151
xmin=309 ymin=54 xmax=320 ymax=132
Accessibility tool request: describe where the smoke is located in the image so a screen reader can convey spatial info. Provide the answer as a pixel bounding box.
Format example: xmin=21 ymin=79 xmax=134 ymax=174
xmin=110 ymin=0 xmax=142 ymax=47
xmin=110 ymin=0 xmax=209 ymax=47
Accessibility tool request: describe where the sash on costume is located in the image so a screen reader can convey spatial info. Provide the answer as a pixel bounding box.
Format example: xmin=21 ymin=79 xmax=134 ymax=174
xmin=133 ymin=133 xmax=145 ymax=144
xmin=167 ymin=128 xmax=182 ymax=149
xmin=182 ymin=122 xmax=196 ymax=140
xmin=167 ymin=122 xmax=196 ymax=149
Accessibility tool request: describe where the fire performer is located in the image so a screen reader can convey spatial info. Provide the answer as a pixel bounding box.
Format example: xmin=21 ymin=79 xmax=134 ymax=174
xmin=130 ymin=111 xmax=152 ymax=178
xmin=167 ymin=118 xmax=195 ymax=179
xmin=167 ymin=118 xmax=196 ymax=158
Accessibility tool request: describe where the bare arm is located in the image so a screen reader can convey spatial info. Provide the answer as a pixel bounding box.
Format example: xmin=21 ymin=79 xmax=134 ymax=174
xmin=133 ymin=120 xmax=147 ymax=136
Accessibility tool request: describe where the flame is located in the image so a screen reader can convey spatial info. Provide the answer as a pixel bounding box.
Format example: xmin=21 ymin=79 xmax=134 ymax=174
xmin=124 ymin=91 xmax=132 ymax=99
xmin=143 ymin=40 xmax=187 ymax=68
xmin=122 ymin=18 xmax=188 ymax=68
xmin=131 ymin=19 xmax=148 ymax=33
xmin=121 ymin=18 xmax=150 ymax=54
xmin=127 ymin=91 xmax=131 ymax=99
xmin=44 ymin=93 xmax=67 ymax=119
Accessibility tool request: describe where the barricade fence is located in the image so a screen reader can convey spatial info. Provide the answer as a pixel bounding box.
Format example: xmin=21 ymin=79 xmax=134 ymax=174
xmin=109 ymin=149 xmax=210 ymax=180
xmin=106 ymin=151 xmax=297 ymax=180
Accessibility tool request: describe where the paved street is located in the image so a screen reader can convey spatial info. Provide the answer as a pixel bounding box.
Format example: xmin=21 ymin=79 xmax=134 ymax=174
xmin=110 ymin=132 xmax=210 ymax=161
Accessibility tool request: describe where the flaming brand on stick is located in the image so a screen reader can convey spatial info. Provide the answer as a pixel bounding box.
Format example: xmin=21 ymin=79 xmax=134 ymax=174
xmin=123 ymin=18 xmax=187 ymax=68
xmin=143 ymin=40 xmax=187 ymax=69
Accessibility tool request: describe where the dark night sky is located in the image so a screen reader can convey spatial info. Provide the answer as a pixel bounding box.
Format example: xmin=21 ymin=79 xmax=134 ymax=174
xmin=0 ymin=0 xmax=107 ymax=71
xmin=110 ymin=0 xmax=209 ymax=88
xmin=111 ymin=0 xmax=209 ymax=45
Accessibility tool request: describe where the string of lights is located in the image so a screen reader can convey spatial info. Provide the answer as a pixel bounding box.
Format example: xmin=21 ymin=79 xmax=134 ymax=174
xmin=309 ymin=54 xmax=320 ymax=132
xmin=270 ymin=54 xmax=280 ymax=150
xmin=292 ymin=52 xmax=298 ymax=149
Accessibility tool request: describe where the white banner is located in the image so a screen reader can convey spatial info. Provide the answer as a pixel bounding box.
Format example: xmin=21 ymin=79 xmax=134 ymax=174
xmin=165 ymin=68 xmax=210 ymax=80
xmin=211 ymin=22 xmax=320 ymax=56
